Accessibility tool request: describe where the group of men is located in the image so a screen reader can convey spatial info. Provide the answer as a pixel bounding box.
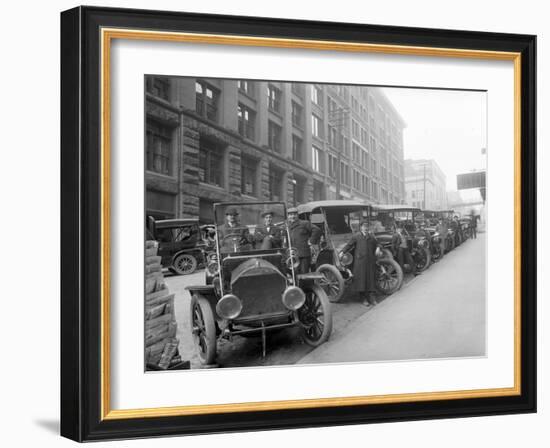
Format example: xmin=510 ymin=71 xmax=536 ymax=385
xmin=217 ymin=207 xmax=321 ymax=276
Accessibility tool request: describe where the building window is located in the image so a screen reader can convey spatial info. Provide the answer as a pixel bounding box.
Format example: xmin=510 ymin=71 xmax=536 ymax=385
xmin=146 ymin=77 xmax=170 ymax=101
xmin=352 ymin=120 xmax=359 ymax=139
xmin=267 ymin=84 xmax=282 ymax=113
xmin=353 ymin=169 xmax=361 ymax=190
xmin=311 ymin=85 xmax=323 ymax=106
xmin=268 ymin=166 xmax=284 ymax=201
xmin=291 ymin=101 xmax=303 ymax=128
xmin=241 ymin=156 xmax=258 ymax=196
xmin=340 ymin=162 xmax=350 ymax=186
xmin=343 ymin=137 xmax=350 ymax=157
xmin=352 ymin=142 xmax=361 ymax=163
xmin=268 ymin=121 xmax=282 ymax=153
xmin=198 ymin=137 xmax=224 ymax=187
xmin=146 ymin=190 xmax=176 ymax=220
xmin=362 ymin=149 xmax=368 ymax=169
xmin=311 ymin=114 xmax=323 ymax=139
xmin=238 ymin=104 xmax=256 ymax=140
xmin=195 ymin=80 xmax=219 ymax=122
xmin=292 ymin=135 xmax=303 ymax=163
xmin=312 ymin=146 xmax=323 ymax=173
xmin=237 ymin=80 xmax=254 ymax=97
xmin=328 ymin=154 xmax=338 ymax=179
xmin=328 ymin=126 xmax=341 ymax=149
xmin=146 ymin=121 xmax=172 ymax=175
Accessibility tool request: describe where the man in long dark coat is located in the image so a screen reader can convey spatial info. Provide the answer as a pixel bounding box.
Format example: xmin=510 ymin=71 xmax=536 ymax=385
xmin=255 ymin=210 xmax=283 ymax=249
xmin=340 ymin=220 xmax=380 ymax=307
xmin=287 ymin=207 xmax=321 ymax=274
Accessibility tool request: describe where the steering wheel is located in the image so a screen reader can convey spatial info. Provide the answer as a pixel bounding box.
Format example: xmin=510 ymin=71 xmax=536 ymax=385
xmin=220 ymin=233 xmax=247 ymax=252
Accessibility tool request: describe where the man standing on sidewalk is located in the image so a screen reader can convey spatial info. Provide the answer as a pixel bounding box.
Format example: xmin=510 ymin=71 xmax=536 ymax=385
xmin=340 ymin=220 xmax=381 ymax=307
xmin=287 ymin=207 xmax=321 ymax=274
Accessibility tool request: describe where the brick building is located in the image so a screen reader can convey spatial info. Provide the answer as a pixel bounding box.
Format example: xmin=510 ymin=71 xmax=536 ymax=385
xmin=404 ymin=159 xmax=448 ymax=210
xmin=145 ymin=76 xmax=406 ymax=223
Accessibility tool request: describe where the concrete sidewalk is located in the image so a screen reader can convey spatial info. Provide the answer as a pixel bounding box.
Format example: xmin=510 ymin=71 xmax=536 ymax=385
xmin=299 ymin=234 xmax=486 ymax=364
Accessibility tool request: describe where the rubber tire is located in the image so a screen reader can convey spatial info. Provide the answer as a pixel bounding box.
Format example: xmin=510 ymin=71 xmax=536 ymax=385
xmin=375 ymin=258 xmax=404 ymax=295
xmin=172 ymin=253 xmax=198 ymax=275
xmin=298 ymin=285 xmax=333 ymax=347
xmin=190 ymin=294 xmax=217 ymax=365
xmin=316 ymin=264 xmax=346 ymax=303
xmin=415 ymin=246 xmax=431 ymax=272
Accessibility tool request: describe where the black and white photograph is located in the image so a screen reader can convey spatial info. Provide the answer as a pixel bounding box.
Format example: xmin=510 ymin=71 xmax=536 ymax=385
xmin=143 ymin=76 xmax=487 ymax=371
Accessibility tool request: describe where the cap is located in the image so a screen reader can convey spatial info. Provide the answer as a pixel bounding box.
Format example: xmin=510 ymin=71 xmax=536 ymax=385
xmin=225 ymin=207 xmax=239 ymax=216
xmin=261 ymin=210 xmax=274 ymax=218
xmin=287 ymin=207 xmax=298 ymax=214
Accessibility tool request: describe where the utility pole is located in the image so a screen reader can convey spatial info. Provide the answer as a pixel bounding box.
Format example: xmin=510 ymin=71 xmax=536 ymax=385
xmin=423 ymin=163 xmax=427 ymax=209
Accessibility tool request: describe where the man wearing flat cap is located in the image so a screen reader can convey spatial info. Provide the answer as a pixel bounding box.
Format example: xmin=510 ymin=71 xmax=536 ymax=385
xmin=255 ymin=210 xmax=282 ymax=250
xmin=340 ymin=220 xmax=381 ymax=307
xmin=217 ymin=207 xmax=252 ymax=253
xmin=287 ymin=207 xmax=321 ymax=274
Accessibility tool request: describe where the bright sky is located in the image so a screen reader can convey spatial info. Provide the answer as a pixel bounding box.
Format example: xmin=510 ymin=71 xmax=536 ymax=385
xmin=381 ymin=87 xmax=487 ymax=201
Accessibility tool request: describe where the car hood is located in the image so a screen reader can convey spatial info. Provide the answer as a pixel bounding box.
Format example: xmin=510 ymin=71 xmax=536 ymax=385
xmin=230 ymin=257 xmax=285 ymax=286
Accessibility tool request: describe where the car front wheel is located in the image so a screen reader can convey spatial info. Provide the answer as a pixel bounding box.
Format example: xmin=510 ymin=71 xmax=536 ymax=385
xmin=316 ymin=264 xmax=345 ymax=303
xmin=190 ymin=294 xmax=216 ymax=365
xmin=297 ymin=285 xmax=332 ymax=347
xmin=173 ymin=253 xmax=198 ymax=275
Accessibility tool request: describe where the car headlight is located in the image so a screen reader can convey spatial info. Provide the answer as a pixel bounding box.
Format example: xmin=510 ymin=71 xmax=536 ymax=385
xmin=418 ymin=239 xmax=428 ymax=248
xmin=282 ymin=286 xmax=306 ymax=310
xmin=216 ymin=294 xmax=242 ymax=319
xmin=286 ymin=247 xmax=300 ymax=269
xmin=206 ymin=261 xmax=219 ymax=276
xmin=341 ymin=252 xmax=353 ymax=266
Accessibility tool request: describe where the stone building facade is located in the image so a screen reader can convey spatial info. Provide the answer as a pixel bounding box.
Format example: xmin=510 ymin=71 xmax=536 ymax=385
xmin=404 ymin=159 xmax=448 ymax=210
xmin=145 ymin=76 xmax=406 ymax=222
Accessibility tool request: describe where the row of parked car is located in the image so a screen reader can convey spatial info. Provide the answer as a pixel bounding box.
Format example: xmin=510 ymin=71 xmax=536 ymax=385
xmin=146 ymin=200 xmax=476 ymax=366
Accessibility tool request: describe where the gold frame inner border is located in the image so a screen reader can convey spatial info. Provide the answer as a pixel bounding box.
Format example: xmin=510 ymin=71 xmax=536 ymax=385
xmin=100 ymin=27 xmax=522 ymax=421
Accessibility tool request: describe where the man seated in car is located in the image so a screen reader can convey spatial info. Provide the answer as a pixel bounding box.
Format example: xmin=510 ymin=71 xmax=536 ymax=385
xmin=217 ymin=207 xmax=252 ymax=253
xmin=254 ymin=210 xmax=283 ymax=249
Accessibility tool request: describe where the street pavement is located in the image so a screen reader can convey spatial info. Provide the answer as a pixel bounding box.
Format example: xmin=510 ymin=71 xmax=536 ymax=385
xmin=165 ymin=233 xmax=485 ymax=368
xmin=166 ymin=270 xmax=370 ymax=369
xmin=299 ymin=233 xmax=486 ymax=364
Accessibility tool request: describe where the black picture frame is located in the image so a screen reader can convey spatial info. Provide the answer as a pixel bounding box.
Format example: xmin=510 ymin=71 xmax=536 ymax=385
xmin=61 ymin=5 xmax=536 ymax=442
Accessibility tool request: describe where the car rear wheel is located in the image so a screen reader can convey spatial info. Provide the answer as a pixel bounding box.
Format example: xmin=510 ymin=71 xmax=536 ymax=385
xmin=375 ymin=258 xmax=403 ymax=295
xmin=190 ymin=294 xmax=216 ymax=365
xmin=173 ymin=253 xmax=198 ymax=275
xmin=316 ymin=264 xmax=345 ymax=303
xmin=298 ymin=286 xmax=332 ymax=347
xmin=415 ymin=246 xmax=431 ymax=272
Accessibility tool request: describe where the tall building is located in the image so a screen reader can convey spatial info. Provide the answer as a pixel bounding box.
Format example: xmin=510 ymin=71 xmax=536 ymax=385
xmin=145 ymin=76 xmax=406 ymax=223
xmin=404 ymin=159 xmax=447 ymax=210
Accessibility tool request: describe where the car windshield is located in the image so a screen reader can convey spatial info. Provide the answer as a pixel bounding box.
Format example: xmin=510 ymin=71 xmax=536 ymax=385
xmin=323 ymin=209 xmax=366 ymax=235
xmin=156 ymin=225 xmax=198 ymax=243
xmin=213 ymin=202 xmax=288 ymax=254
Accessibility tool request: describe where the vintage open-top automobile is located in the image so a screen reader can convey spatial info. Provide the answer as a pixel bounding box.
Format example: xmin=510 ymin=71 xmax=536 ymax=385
xmin=297 ymin=200 xmax=404 ymax=302
xmin=185 ymin=201 xmax=332 ymax=365
xmin=147 ymin=217 xmax=209 ymax=275
xmin=423 ymin=209 xmax=457 ymax=254
xmin=372 ymin=204 xmax=432 ymax=272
